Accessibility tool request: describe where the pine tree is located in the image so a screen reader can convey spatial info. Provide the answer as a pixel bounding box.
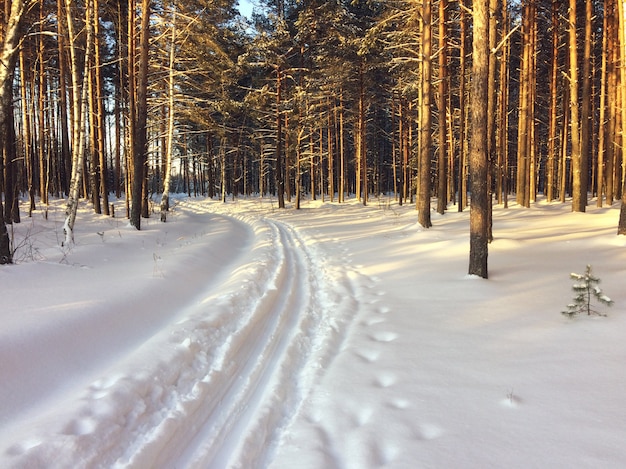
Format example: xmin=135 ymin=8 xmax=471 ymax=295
xmin=562 ymin=265 xmax=614 ymax=317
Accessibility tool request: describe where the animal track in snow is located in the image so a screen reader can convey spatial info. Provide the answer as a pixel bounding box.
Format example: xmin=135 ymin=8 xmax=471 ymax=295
xmin=417 ymin=423 xmax=444 ymax=440
xmin=353 ymin=407 xmax=374 ymax=427
xmin=374 ymin=371 xmax=397 ymax=388
xmin=369 ymin=331 xmax=398 ymax=343
xmin=362 ymin=316 xmax=385 ymax=326
xmin=355 ymin=348 xmax=381 ymax=363
xmin=389 ymin=398 xmax=410 ymax=409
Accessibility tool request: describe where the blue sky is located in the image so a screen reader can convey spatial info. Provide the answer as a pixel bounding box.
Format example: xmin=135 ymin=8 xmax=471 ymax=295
xmin=238 ymin=0 xmax=254 ymax=18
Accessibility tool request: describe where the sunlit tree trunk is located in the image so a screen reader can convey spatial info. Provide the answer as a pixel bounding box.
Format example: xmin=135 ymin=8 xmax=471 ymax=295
xmin=597 ymin=2 xmax=609 ymax=207
xmin=57 ymin=0 xmax=71 ymax=196
xmin=496 ymin=0 xmax=509 ymax=207
xmin=547 ymin=0 xmax=559 ymax=202
xmin=94 ymin=0 xmax=109 ymax=215
xmin=516 ymin=0 xmax=533 ymax=208
xmin=357 ymin=61 xmax=367 ymax=206
xmin=617 ymin=0 xmax=626 ymax=233
xmin=339 ymin=90 xmax=345 ymax=203
xmin=436 ymin=0 xmax=448 ymax=215
xmin=458 ymin=0 xmax=468 ymax=211
xmin=580 ymin=0 xmax=593 ymax=208
xmin=18 ymin=48 xmax=35 ymax=215
xmin=606 ymin=0 xmax=618 ymax=206
xmin=468 ymin=0 xmax=489 ymax=279
xmin=417 ymin=0 xmax=432 ymax=228
xmin=160 ymin=6 xmax=176 ymax=221
xmin=64 ymin=0 xmax=94 ymax=245
xmin=570 ymin=0 xmax=584 ymax=212
xmin=276 ymin=65 xmax=285 ymax=208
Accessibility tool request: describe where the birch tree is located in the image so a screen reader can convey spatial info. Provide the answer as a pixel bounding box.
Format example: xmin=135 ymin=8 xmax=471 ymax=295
xmin=0 ymin=0 xmax=32 ymax=262
xmin=63 ymin=0 xmax=94 ymax=245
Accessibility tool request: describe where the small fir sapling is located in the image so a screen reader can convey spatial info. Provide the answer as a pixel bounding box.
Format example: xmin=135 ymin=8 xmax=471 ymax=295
xmin=562 ymin=265 xmax=614 ymax=317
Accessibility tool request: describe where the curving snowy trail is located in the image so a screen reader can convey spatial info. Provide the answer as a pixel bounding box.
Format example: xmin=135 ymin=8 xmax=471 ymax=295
xmin=3 ymin=196 xmax=626 ymax=468
xmin=0 ymin=198 xmax=359 ymax=468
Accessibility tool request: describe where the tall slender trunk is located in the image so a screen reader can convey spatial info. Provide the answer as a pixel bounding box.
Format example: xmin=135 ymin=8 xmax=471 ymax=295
xmin=617 ymin=0 xmax=626 ymax=233
xmin=496 ymin=0 xmax=509 ymax=207
xmin=94 ymin=0 xmax=109 ymax=215
xmin=547 ymin=0 xmax=559 ymax=202
xmin=417 ymin=0 xmax=432 ymax=227
xmin=468 ymin=0 xmax=490 ymax=278
xmin=516 ymin=1 xmax=532 ymax=207
xmin=160 ymin=6 xmax=176 ymax=221
xmin=570 ymin=0 xmax=584 ymax=212
xmin=580 ymin=0 xmax=593 ymax=207
xmin=276 ymin=66 xmax=285 ymax=208
xmin=437 ymin=0 xmax=448 ymax=215
xmin=64 ymin=0 xmax=94 ymax=245
xmin=339 ymin=90 xmax=345 ymax=203
xmin=18 ymin=49 xmax=35 ymax=215
xmin=130 ymin=0 xmax=151 ymax=228
xmin=57 ymin=0 xmax=71 ymax=196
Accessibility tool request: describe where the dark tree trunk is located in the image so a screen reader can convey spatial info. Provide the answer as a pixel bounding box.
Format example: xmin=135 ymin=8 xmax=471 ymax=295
xmin=468 ymin=0 xmax=489 ymax=279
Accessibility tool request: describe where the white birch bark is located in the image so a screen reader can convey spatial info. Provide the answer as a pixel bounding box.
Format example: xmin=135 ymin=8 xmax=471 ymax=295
xmin=63 ymin=0 xmax=94 ymax=245
xmin=0 ymin=0 xmax=32 ymax=263
xmin=160 ymin=6 xmax=177 ymax=222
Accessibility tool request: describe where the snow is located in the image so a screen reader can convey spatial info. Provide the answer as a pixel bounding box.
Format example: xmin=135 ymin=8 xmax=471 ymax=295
xmin=1 ymin=195 xmax=625 ymax=468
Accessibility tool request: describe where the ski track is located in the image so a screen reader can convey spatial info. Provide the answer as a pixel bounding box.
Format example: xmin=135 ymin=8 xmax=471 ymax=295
xmin=8 ymin=200 xmax=359 ymax=468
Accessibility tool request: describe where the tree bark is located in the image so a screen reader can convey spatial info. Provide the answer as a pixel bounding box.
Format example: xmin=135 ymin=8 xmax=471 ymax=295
xmin=64 ymin=0 xmax=94 ymax=245
xmin=570 ymin=0 xmax=585 ymax=212
xmin=468 ymin=0 xmax=489 ymax=279
xmin=547 ymin=0 xmax=559 ymax=202
xmin=417 ymin=0 xmax=432 ymax=228
xmin=130 ymin=0 xmax=151 ymax=229
xmin=160 ymin=6 xmax=176 ymax=222
xmin=436 ymin=0 xmax=448 ymax=215
xmin=618 ymin=0 xmax=626 ymax=233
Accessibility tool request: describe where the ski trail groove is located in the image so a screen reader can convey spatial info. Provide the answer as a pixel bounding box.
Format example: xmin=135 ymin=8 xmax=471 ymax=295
xmin=8 ymin=203 xmax=359 ymax=469
xmin=157 ymin=215 xmax=358 ymax=468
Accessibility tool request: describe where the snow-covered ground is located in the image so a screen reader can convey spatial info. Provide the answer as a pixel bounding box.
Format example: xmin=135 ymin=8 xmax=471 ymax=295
xmin=1 ymin=195 xmax=625 ymax=468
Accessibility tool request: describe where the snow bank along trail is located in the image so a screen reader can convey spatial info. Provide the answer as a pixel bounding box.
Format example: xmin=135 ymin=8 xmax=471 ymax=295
xmin=4 ymin=198 xmax=358 ymax=468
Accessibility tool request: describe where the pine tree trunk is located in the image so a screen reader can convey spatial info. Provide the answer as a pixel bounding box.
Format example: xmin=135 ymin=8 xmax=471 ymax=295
xmin=276 ymin=66 xmax=285 ymax=208
xmin=436 ymin=0 xmax=448 ymax=215
xmin=617 ymin=0 xmax=626 ymax=234
xmin=417 ymin=0 xmax=432 ymax=228
xmin=547 ymin=0 xmax=559 ymax=202
xmin=496 ymin=0 xmax=509 ymax=207
xmin=570 ymin=0 xmax=584 ymax=212
xmin=468 ymin=0 xmax=490 ymax=279
xmin=94 ymin=0 xmax=109 ymax=216
xmin=458 ymin=0 xmax=468 ymax=212
xmin=580 ymin=0 xmax=593 ymax=207
xmin=597 ymin=1 xmax=609 ymax=207
xmin=130 ymin=0 xmax=151 ymax=229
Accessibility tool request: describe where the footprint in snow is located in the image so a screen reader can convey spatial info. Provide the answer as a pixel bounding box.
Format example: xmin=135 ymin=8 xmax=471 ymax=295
xmin=370 ymin=331 xmax=398 ymax=343
xmin=353 ymin=407 xmax=374 ymax=426
xmin=389 ymin=398 xmax=410 ymax=409
xmin=355 ymin=348 xmax=381 ymax=363
xmin=362 ymin=316 xmax=385 ymax=326
xmin=374 ymin=371 xmax=397 ymax=388
xmin=416 ymin=423 xmax=444 ymax=440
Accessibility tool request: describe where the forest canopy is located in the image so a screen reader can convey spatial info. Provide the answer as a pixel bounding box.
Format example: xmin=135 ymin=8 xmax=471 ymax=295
xmin=1 ymin=0 xmax=626 ymax=266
